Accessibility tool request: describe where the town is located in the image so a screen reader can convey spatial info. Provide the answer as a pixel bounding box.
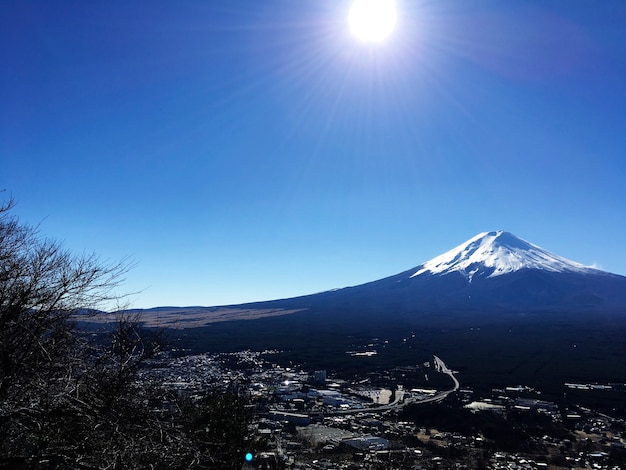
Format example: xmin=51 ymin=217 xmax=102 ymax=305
xmin=139 ymin=348 xmax=626 ymax=470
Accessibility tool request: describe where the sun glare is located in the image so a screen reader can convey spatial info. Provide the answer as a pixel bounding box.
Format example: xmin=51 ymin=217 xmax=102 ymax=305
xmin=348 ymin=0 xmax=397 ymax=43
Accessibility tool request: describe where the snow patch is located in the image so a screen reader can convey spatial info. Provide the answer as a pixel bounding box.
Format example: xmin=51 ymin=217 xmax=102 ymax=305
xmin=410 ymin=231 xmax=598 ymax=280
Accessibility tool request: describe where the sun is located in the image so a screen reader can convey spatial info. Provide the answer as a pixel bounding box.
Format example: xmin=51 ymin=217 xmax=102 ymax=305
xmin=348 ymin=0 xmax=397 ymax=43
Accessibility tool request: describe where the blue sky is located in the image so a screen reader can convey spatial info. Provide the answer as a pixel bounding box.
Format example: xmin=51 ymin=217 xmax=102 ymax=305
xmin=2 ymin=1 xmax=625 ymax=308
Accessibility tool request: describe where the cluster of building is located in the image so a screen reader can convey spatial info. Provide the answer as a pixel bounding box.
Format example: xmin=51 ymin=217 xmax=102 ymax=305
xmin=139 ymin=349 xmax=626 ymax=469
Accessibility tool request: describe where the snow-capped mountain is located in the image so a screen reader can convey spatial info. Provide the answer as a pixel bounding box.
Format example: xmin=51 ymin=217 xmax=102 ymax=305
xmin=410 ymin=231 xmax=599 ymax=282
xmin=130 ymin=231 xmax=626 ymax=327
xmin=291 ymin=230 xmax=626 ymax=315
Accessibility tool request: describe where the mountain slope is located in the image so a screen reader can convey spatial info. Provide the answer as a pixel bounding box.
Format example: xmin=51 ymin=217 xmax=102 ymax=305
xmin=290 ymin=230 xmax=626 ymax=315
xmin=127 ymin=231 xmax=626 ymax=329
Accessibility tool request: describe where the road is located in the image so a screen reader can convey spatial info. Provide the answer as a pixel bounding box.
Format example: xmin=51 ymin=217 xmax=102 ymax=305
xmin=314 ymin=355 xmax=460 ymax=416
xmin=433 ymin=354 xmax=460 ymax=392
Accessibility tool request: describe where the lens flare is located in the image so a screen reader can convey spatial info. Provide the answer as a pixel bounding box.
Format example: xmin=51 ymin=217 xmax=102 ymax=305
xmin=348 ymin=0 xmax=397 ymax=43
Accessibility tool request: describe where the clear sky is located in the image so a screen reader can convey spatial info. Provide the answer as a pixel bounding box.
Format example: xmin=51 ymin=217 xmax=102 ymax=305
xmin=2 ymin=1 xmax=625 ymax=309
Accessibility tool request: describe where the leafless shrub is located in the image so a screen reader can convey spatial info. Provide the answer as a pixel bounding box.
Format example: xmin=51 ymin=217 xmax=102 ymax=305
xmin=0 ymin=197 xmax=253 ymax=469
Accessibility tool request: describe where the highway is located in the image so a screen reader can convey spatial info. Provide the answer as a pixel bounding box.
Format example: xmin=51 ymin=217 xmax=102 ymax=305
xmin=315 ymin=355 xmax=459 ymax=416
xmin=433 ymin=354 xmax=460 ymax=393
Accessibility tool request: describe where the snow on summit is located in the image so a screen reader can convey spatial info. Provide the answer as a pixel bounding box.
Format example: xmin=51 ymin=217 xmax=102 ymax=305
xmin=411 ymin=231 xmax=598 ymax=282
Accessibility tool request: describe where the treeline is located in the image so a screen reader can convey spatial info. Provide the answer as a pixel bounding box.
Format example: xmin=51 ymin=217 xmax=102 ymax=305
xmin=0 ymin=197 xmax=252 ymax=469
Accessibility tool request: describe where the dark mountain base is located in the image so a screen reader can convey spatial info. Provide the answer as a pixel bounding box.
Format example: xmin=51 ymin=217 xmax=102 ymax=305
xmin=170 ymin=307 xmax=626 ymax=402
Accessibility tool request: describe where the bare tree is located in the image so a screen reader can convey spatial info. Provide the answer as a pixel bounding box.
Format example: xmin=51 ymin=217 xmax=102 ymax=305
xmin=0 ymin=197 xmax=132 ymax=467
xmin=181 ymin=383 xmax=255 ymax=469
xmin=0 ymin=197 xmax=254 ymax=469
xmin=0 ymin=197 xmax=129 ymax=398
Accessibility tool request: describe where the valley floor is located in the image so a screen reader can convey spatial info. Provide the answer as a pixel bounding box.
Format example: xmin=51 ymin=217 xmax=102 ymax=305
xmin=140 ymin=348 xmax=626 ymax=470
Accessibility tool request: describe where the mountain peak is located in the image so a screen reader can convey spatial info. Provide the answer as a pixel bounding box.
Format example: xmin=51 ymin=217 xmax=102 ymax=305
xmin=410 ymin=231 xmax=596 ymax=282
